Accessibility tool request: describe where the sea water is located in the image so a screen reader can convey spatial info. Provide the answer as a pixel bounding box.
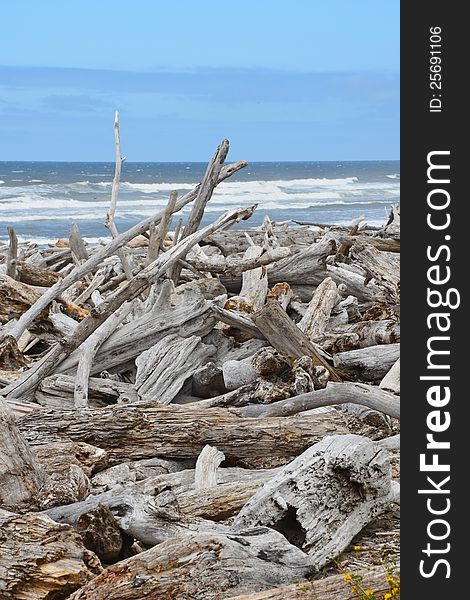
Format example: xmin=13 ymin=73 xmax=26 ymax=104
xmin=0 ymin=160 xmax=399 ymax=243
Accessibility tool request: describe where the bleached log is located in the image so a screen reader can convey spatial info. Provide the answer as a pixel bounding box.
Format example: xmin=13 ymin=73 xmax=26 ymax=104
xmin=228 ymin=566 xmax=392 ymax=600
xmin=237 ymin=381 xmax=400 ymax=420
xmin=222 ymin=355 xmax=257 ymax=391
xmin=67 ymin=529 xmax=314 ymax=600
xmin=212 ymin=304 xmax=264 ymax=339
xmin=380 ymin=357 xmax=400 ymax=394
xmin=205 ymin=226 xmax=318 ymax=255
xmin=333 ymin=343 xmax=400 ymax=381
xmin=69 ymin=223 xmax=89 ymax=264
xmin=19 ymin=401 xmax=349 ymax=464
xmin=252 ymin=300 xmax=341 ymax=381
xmin=0 ymin=511 xmax=102 ymax=599
xmin=379 ymin=203 xmax=400 ymax=240
xmin=235 ymin=434 xmax=396 ymax=570
xmin=135 ymin=334 xmax=216 ymax=404
xmin=0 ymin=151 xmax=247 ymax=344
xmin=74 ymin=301 xmax=134 ymax=408
xmin=36 ymin=373 xmax=137 ymax=408
xmin=318 ymin=319 xmax=400 ymax=353
xmin=350 ymin=240 xmax=400 ymax=301
xmin=186 ymin=245 xmax=290 ymax=275
xmin=0 ymin=399 xmax=49 ymax=511
xmin=194 ymin=444 xmax=225 ymax=489
xmin=298 ymin=277 xmax=340 ymax=340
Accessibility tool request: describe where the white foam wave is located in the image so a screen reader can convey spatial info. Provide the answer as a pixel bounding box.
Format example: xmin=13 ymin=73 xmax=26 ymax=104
xmin=386 ymin=174 xmax=400 ymax=179
xmin=0 ymin=181 xmax=4 ymax=184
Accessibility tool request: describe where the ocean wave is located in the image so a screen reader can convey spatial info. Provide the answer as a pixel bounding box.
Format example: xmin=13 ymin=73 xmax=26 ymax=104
xmin=0 ymin=181 xmax=4 ymax=185
xmin=386 ymin=174 xmax=400 ymax=179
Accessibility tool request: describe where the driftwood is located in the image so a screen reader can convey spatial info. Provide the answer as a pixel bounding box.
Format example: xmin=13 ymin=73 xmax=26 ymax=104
xmin=252 ymin=300 xmax=341 ymax=381
xmin=0 ymin=510 xmax=102 ymax=599
xmin=19 ymin=401 xmax=349 ymax=464
xmin=0 ymin=135 xmax=400 ymax=599
xmin=332 ymin=343 xmax=400 ymax=381
xmin=135 ymin=333 xmax=216 ymax=403
xmin=0 ymin=399 xmax=48 ymax=511
xmin=235 ymin=434 xmax=398 ymax=570
xmin=380 ymin=357 xmax=400 ymax=394
xmin=237 ymin=381 xmax=400 ymax=420
xmin=67 ymin=529 xmax=314 ymax=600
xmin=228 ymin=566 xmax=392 ymax=600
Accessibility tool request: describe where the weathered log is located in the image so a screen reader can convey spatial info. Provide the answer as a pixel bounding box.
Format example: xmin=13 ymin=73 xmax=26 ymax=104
xmin=0 ymin=399 xmax=48 ymax=511
xmin=237 ymin=381 xmax=400 ymax=420
xmin=36 ymin=373 xmax=137 ymax=408
xmin=318 ymin=319 xmax=400 ymax=353
xmin=104 ymin=112 xmax=133 ymax=280
xmin=135 ymin=333 xmax=215 ymax=404
xmin=379 ymin=203 xmax=400 ymax=240
xmin=68 ymin=529 xmax=314 ymax=600
xmin=380 ymin=357 xmax=400 ymax=394
xmin=186 ymin=246 xmax=290 ymax=276
xmin=235 ymin=434 xmax=397 ymax=570
xmin=17 ymin=260 xmax=61 ymax=287
xmin=19 ymin=401 xmax=349 ymax=464
xmin=298 ymin=276 xmax=340 ymax=340
xmin=332 ymin=343 xmax=400 ymax=381
xmin=0 ymin=511 xmax=102 ymax=600
xmin=252 ymin=300 xmax=341 ymax=381
xmin=148 ymin=190 xmax=177 ymax=264
xmin=228 ymin=566 xmax=392 ymax=600
xmin=212 ymin=304 xmax=265 ymax=339
xmin=350 ymin=240 xmax=400 ymax=301
xmin=34 ymin=441 xmax=109 ymax=478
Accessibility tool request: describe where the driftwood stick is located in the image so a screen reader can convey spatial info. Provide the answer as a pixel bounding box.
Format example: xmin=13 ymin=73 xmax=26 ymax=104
xmin=105 ymin=111 xmax=133 ymax=280
xmin=211 ymin=305 xmax=265 ymax=339
xmin=0 ymin=155 xmax=247 ymax=344
xmin=73 ymin=301 xmax=134 ymax=409
xmin=171 ymin=140 xmax=229 ymax=282
xmin=6 ymin=226 xmax=18 ymax=280
xmin=252 ymin=300 xmax=341 ymax=381
xmin=237 ymin=381 xmax=400 ymax=420
xmin=194 ymin=444 xmax=225 ymax=489
xmin=1 ymin=206 xmax=256 ymax=400
xmin=69 ymin=223 xmax=89 ymax=265
xmin=152 ymin=190 xmax=178 ymax=260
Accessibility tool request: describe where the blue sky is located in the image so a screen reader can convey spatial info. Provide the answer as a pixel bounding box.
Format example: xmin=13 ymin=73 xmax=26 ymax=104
xmin=0 ymin=0 xmax=399 ymax=161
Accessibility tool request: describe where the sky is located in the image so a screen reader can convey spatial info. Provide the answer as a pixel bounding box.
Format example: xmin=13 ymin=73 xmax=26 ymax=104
xmin=0 ymin=0 xmax=399 ymax=162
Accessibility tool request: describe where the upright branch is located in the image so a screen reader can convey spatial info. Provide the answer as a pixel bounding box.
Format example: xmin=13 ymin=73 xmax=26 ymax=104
xmin=147 ymin=190 xmax=178 ymax=266
xmin=105 ymin=111 xmax=133 ymax=280
xmin=170 ymin=139 xmax=230 ymax=282
xmin=6 ymin=227 xmax=18 ymax=280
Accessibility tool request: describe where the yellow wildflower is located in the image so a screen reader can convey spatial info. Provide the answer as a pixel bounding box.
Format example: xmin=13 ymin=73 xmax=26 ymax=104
xmin=353 ymin=545 xmax=361 ymax=551
xmin=343 ymin=574 xmax=352 ymax=582
xmin=384 ymin=594 xmax=392 ymax=600
xmin=351 ymin=588 xmax=357 ymax=593
xmin=365 ymin=591 xmax=374 ymax=597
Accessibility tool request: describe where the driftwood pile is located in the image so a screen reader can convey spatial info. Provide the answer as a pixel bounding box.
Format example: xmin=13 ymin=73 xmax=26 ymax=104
xmin=0 ymin=134 xmax=400 ymax=599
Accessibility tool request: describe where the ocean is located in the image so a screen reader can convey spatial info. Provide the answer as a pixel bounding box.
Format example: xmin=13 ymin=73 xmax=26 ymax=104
xmin=0 ymin=161 xmax=399 ymax=244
